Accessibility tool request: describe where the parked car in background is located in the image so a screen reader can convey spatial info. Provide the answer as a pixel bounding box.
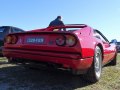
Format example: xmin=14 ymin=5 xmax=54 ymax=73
xmin=110 ymin=39 xmax=117 ymax=44
xmin=116 ymin=42 xmax=120 ymax=52
xmin=3 ymin=24 xmax=117 ymax=83
xmin=0 ymin=26 xmax=24 ymax=56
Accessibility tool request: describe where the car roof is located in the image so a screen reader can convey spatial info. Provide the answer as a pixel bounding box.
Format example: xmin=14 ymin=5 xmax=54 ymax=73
xmin=0 ymin=26 xmax=24 ymax=31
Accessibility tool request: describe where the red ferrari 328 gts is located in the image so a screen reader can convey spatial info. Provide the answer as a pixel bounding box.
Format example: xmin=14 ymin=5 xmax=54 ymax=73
xmin=3 ymin=24 xmax=117 ymax=82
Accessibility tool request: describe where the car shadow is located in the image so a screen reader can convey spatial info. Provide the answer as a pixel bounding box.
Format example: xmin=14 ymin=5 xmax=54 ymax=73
xmin=0 ymin=62 xmax=94 ymax=90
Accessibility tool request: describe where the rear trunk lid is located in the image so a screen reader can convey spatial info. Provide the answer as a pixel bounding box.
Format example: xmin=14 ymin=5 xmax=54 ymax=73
xmin=5 ymin=31 xmax=81 ymax=53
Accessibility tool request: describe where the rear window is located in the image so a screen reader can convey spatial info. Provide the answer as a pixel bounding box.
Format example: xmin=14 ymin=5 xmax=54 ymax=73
xmin=52 ymin=28 xmax=81 ymax=32
xmin=12 ymin=28 xmax=24 ymax=33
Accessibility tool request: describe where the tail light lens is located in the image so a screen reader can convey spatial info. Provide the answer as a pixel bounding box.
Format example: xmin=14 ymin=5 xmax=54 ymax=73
xmin=66 ymin=35 xmax=77 ymax=47
xmin=56 ymin=35 xmax=77 ymax=47
xmin=12 ymin=35 xmax=18 ymax=44
xmin=56 ymin=35 xmax=66 ymax=46
xmin=5 ymin=35 xmax=18 ymax=44
xmin=5 ymin=36 xmax=12 ymax=44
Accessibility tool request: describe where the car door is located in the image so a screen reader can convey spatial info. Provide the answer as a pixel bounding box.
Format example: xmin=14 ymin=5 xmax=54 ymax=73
xmin=95 ymin=30 xmax=113 ymax=64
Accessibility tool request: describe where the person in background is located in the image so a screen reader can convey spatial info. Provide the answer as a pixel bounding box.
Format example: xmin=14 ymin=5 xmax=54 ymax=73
xmin=49 ymin=16 xmax=65 ymax=26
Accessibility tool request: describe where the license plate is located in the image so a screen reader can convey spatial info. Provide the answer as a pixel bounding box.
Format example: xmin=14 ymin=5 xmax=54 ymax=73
xmin=26 ymin=37 xmax=44 ymax=44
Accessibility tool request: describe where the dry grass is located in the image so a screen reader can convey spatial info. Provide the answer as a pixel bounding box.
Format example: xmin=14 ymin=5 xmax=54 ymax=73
xmin=0 ymin=54 xmax=120 ymax=90
xmin=79 ymin=54 xmax=120 ymax=90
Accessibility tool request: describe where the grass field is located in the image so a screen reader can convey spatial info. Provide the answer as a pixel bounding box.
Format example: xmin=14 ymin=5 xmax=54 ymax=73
xmin=0 ymin=54 xmax=120 ymax=90
xmin=79 ymin=54 xmax=120 ymax=90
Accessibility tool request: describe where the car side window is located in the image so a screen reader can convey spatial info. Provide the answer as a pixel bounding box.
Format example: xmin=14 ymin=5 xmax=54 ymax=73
xmin=99 ymin=34 xmax=107 ymax=42
xmin=93 ymin=31 xmax=101 ymax=39
xmin=94 ymin=30 xmax=109 ymax=43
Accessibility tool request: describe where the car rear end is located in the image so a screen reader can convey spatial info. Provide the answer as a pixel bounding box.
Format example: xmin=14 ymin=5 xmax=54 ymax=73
xmin=3 ymin=26 xmax=93 ymax=73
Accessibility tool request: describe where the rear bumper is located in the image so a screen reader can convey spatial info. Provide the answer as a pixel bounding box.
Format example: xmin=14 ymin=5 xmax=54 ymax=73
xmin=3 ymin=48 xmax=93 ymax=70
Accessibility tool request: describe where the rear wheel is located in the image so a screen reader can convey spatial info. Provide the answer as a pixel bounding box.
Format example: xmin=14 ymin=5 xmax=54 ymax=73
xmin=85 ymin=46 xmax=102 ymax=83
xmin=7 ymin=57 xmax=22 ymax=63
xmin=7 ymin=57 xmax=15 ymax=63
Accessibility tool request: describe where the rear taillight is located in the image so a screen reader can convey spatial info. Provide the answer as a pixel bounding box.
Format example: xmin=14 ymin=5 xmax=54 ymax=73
xmin=5 ymin=35 xmax=18 ymax=44
xmin=56 ymin=35 xmax=77 ymax=47
xmin=11 ymin=35 xmax=18 ymax=44
xmin=56 ymin=35 xmax=66 ymax=46
xmin=5 ymin=36 xmax=12 ymax=44
xmin=66 ymin=35 xmax=77 ymax=47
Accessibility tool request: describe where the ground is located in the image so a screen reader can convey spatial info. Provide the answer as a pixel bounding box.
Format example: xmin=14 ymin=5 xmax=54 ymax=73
xmin=0 ymin=54 xmax=120 ymax=90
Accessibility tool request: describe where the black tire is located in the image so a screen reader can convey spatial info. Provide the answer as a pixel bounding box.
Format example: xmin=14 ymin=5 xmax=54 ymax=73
xmin=109 ymin=53 xmax=117 ymax=66
xmin=7 ymin=57 xmax=15 ymax=63
xmin=85 ymin=46 xmax=102 ymax=83
xmin=7 ymin=58 xmax=21 ymax=63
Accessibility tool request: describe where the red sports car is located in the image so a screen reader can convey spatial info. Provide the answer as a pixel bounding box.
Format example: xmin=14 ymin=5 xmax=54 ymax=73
xmin=3 ymin=24 xmax=117 ymax=83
